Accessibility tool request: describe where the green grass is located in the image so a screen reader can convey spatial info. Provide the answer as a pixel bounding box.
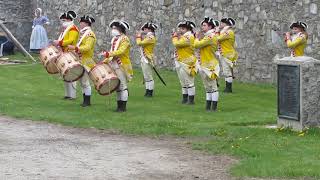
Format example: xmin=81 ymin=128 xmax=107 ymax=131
xmin=0 ymin=53 xmax=319 ymax=179
xmin=2 ymin=51 xmax=39 ymax=60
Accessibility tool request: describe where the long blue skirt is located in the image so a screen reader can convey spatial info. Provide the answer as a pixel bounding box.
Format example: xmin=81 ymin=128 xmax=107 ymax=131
xmin=30 ymin=25 xmax=49 ymax=50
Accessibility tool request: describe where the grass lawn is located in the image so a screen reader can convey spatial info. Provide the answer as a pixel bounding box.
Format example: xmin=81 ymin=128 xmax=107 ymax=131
xmin=0 ymin=53 xmax=319 ymax=179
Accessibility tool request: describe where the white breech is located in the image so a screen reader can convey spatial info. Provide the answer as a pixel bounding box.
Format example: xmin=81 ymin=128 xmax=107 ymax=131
xmin=145 ymin=80 xmax=154 ymax=90
xmin=110 ymin=61 xmax=129 ymax=101
xmin=187 ymin=86 xmax=195 ymax=96
xmin=176 ymin=62 xmax=195 ymax=95
xmin=225 ymin=77 xmax=233 ymax=83
xmin=220 ymin=56 xmax=234 ymax=78
xmin=141 ymin=57 xmax=154 ymax=90
xmin=79 ymin=72 xmax=91 ymax=96
xmin=199 ymin=68 xmax=219 ymax=102
xmin=212 ymin=91 xmax=219 ymax=101
xmin=64 ymin=81 xmax=77 ymax=98
xmin=199 ymin=68 xmax=218 ymax=92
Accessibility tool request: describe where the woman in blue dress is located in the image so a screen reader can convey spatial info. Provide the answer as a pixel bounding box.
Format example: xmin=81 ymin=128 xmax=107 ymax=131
xmin=29 ymin=8 xmax=49 ymax=53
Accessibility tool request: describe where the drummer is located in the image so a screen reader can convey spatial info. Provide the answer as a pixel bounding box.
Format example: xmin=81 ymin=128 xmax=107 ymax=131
xmin=68 ymin=15 xmax=96 ymax=107
xmin=100 ymin=20 xmax=133 ymax=112
xmin=53 ymin=10 xmax=79 ymax=100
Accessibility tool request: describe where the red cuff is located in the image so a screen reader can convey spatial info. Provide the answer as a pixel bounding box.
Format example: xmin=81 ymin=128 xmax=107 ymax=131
xmin=284 ymin=36 xmax=289 ymax=42
xmin=116 ymin=59 xmax=122 ymax=65
xmin=75 ymin=46 xmax=79 ymax=53
xmin=104 ymin=51 xmax=110 ymax=58
xmin=58 ymin=40 xmax=63 ymax=47
xmin=136 ymin=36 xmax=142 ymax=39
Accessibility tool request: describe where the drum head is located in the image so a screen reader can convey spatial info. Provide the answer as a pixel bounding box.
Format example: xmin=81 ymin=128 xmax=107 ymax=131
xmin=63 ymin=65 xmax=84 ymax=82
xmin=98 ymin=78 xmax=120 ymax=95
xmin=40 ymin=45 xmax=60 ymax=74
xmin=46 ymin=61 xmax=59 ymax=74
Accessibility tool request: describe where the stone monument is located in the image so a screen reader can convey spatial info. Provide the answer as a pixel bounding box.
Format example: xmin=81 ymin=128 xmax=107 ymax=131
xmin=275 ymin=56 xmax=320 ymax=130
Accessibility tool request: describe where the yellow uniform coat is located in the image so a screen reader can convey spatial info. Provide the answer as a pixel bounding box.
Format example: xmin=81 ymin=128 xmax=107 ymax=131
xmin=105 ymin=35 xmax=133 ymax=80
xmin=194 ymin=30 xmax=219 ymax=79
xmin=136 ymin=32 xmax=157 ymax=64
xmin=217 ymin=28 xmax=238 ymax=62
xmin=172 ymin=31 xmax=197 ymax=76
xmin=77 ymin=27 xmax=96 ymax=70
xmin=59 ymin=25 xmax=79 ymax=52
xmin=286 ymin=32 xmax=307 ymax=57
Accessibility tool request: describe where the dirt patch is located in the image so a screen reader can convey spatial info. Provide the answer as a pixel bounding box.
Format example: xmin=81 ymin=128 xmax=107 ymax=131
xmin=0 ymin=116 xmax=239 ymax=180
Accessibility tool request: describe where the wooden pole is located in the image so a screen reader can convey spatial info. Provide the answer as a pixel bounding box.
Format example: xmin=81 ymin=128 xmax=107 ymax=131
xmin=0 ymin=20 xmax=36 ymax=62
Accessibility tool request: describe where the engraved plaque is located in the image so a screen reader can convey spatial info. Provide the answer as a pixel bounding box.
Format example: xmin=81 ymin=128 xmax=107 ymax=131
xmin=278 ymin=65 xmax=300 ymax=121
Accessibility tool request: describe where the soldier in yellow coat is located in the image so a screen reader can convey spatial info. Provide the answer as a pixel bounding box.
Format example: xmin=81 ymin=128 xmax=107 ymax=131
xmin=68 ymin=15 xmax=96 ymax=107
xmin=136 ymin=22 xmax=157 ymax=97
xmin=53 ymin=11 xmax=79 ymax=100
xmin=101 ymin=20 xmax=132 ymax=112
xmin=285 ymin=21 xmax=308 ymax=57
xmin=195 ymin=17 xmax=220 ymax=111
xmin=217 ymin=17 xmax=238 ymax=93
xmin=172 ymin=20 xmax=197 ymax=104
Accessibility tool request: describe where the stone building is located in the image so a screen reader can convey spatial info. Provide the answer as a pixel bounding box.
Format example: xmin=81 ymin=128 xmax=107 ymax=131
xmin=1 ymin=0 xmax=319 ymax=83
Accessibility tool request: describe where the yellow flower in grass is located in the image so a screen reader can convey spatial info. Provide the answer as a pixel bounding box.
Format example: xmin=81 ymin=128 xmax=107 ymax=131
xmin=232 ymin=144 xmax=240 ymax=148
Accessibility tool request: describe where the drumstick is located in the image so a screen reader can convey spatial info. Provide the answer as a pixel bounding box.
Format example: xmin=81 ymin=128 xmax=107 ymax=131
xmin=102 ymin=57 xmax=112 ymax=64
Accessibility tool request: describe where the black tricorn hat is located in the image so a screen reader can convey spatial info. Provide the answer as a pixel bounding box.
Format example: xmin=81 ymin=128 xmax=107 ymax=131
xmin=290 ymin=21 xmax=308 ymax=31
xmin=141 ymin=22 xmax=158 ymax=31
xmin=177 ymin=20 xmax=196 ymax=30
xmin=201 ymin=17 xmax=219 ymax=28
xmin=80 ymin=15 xmax=95 ymax=25
xmin=109 ymin=20 xmax=130 ymax=34
xmin=221 ymin=17 xmax=236 ymax=26
xmin=60 ymin=11 xmax=77 ymax=20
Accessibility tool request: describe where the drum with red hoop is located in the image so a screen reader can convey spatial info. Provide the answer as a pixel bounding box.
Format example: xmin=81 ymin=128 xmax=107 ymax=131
xmin=89 ymin=63 xmax=120 ymax=95
xmin=55 ymin=52 xmax=84 ymax=82
xmin=39 ymin=45 xmax=61 ymax=74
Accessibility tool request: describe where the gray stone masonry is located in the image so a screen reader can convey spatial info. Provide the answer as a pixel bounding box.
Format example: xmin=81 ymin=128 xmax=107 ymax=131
xmin=0 ymin=0 xmax=33 ymax=48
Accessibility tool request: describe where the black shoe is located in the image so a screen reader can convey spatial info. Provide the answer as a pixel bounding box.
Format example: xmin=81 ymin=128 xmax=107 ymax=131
xmin=63 ymin=96 xmax=76 ymax=100
xmin=145 ymin=90 xmax=153 ymax=97
xmin=181 ymin=94 xmax=188 ymax=104
xmin=212 ymin=101 xmax=218 ymax=111
xmin=144 ymin=89 xmax=148 ymax=97
xmin=81 ymin=95 xmax=91 ymax=107
xmin=63 ymin=96 xmax=71 ymax=100
xmin=116 ymin=101 xmax=127 ymax=112
xmin=188 ymin=95 xmax=195 ymax=105
xmin=148 ymin=90 xmax=153 ymax=97
xmin=122 ymin=101 xmax=127 ymax=112
xmin=206 ymin=101 xmax=211 ymax=111
xmin=224 ymin=82 xmax=232 ymax=93
xmin=115 ymin=101 xmax=121 ymax=112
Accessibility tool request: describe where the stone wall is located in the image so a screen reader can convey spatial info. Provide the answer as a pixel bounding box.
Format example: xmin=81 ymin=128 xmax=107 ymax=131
xmin=4 ymin=0 xmax=320 ymax=83
xmin=0 ymin=0 xmax=33 ymax=48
